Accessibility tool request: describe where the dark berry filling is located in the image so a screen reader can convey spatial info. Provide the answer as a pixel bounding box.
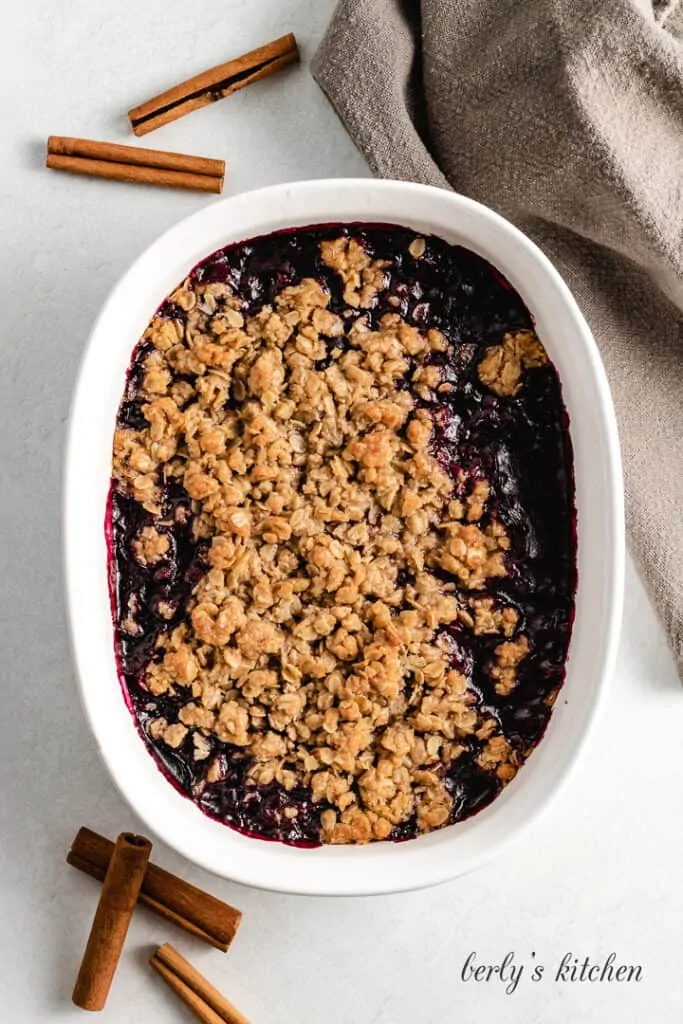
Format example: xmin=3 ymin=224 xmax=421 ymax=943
xmin=108 ymin=224 xmax=576 ymax=846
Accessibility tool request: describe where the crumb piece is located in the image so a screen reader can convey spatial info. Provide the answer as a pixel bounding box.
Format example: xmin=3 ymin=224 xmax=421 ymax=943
xmin=468 ymin=598 xmax=519 ymax=637
xmin=320 ymin=237 xmax=389 ymax=308
xmin=147 ymin=717 xmax=168 ymax=741
xmin=158 ymin=724 xmax=191 ymax=749
xmin=477 ymin=734 xmax=514 ymax=771
xmin=133 ymin=525 xmax=170 ymax=566
xmin=120 ymin=615 xmax=141 ymax=636
xmin=466 ymin=479 xmax=490 ymax=522
xmin=192 ymin=733 xmax=212 ymax=761
xmin=492 ymin=634 xmax=530 ymax=696
xmin=156 ymin=600 xmax=176 ymax=621
xmin=434 ymin=521 xmax=509 ymax=589
xmin=478 ymin=330 xmax=548 ymax=396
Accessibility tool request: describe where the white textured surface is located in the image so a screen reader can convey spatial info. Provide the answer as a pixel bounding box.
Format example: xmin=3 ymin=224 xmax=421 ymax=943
xmin=0 ymin=1 xmax=680 ymax=1021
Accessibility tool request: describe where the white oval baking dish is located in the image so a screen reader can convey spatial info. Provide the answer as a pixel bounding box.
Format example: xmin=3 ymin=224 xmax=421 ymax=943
xmin=64 ymin=179 xmax=624 ymax=895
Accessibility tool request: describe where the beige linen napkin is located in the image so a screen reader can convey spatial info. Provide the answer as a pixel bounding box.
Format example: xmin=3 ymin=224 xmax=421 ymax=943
xmin=313 ymin=0 xmax=683 ymax=679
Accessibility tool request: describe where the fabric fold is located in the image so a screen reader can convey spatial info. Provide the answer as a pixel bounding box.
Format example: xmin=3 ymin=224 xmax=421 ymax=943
xmin=313 ymin=0 xmax=683 ymax=678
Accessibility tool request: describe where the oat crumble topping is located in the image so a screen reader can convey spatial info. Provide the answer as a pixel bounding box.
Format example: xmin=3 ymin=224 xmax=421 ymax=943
xmin=477 ymin=329 xmax=548 ymax=397
xmin=109 ymin=226 xmax=575 ymax=846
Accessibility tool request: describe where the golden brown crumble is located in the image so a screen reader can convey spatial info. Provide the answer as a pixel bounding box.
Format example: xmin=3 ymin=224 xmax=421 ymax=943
xmin=458 ymin=597 xmax=519 ymax=637
xmin=477 ymin=734 xmax=519 ymax=781
xmin=466 ymin=479 xmax=491 ymax=522
xmin=113 ymin=236 xmax=526 ymax=844
xmin=477 ymin=330 xmax=548 ymax=397
xmin=148 ymin=717 xmax=188 ymax=749
xmin=133 ymin=525 xmax=170 ymax=566
xmin=320 ymin=237 xmax=389 ymax=308
xmin=491 ymin=634 xmax=530 ymax=696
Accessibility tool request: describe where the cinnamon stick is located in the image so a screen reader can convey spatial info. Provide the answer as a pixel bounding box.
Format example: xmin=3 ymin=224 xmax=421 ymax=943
xmin=150 ymin=943 xmax=250 ymax=1024
xmin=46 ymin=137 xmax=224 ymax=192
xmin=72 ymin=832 xmax=152 ymax=1011
xmin=46 ymin=155 xmax=222 ymax=192
xmin=48 ymin=136 xmax=225 ymax=177
xmin=68 ymin=827 xmax=242 ymax=953
xmin=129 ymin=33 xmax=299 ymax=136
xmin=152 ymin=959 xmax=225 ymax=1024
